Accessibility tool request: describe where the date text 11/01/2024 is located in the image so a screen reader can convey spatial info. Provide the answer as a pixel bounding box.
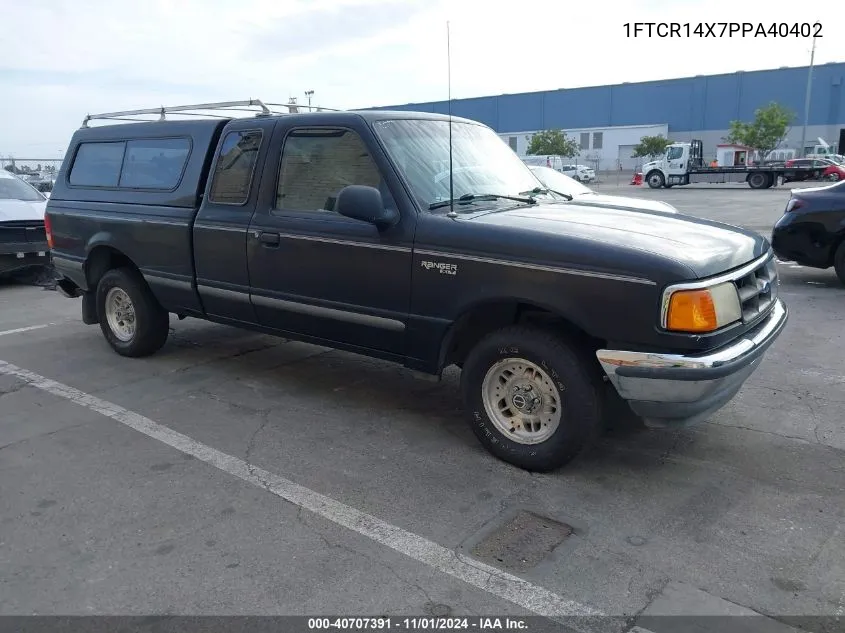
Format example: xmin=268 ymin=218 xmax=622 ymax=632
xmin=308 ymin=617 xmax=528 ymax=630
xmin=623 ymin=22 xmax=822 ymax=38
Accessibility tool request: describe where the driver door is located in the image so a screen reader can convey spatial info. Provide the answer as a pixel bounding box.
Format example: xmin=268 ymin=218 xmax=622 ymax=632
xmin=246 ymin=121 xmax=415 ymax=356
xmin=665 ymin=146 xmax=687 ymax=176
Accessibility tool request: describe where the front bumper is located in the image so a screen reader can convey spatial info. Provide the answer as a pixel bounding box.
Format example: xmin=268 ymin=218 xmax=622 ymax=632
xmin=0 ymin=241 xmax=50 ymax=276
xmin=771 ymin=215 xmax=833 ymax=268
xmin=595 ymin=299 xmax=788 ymax=428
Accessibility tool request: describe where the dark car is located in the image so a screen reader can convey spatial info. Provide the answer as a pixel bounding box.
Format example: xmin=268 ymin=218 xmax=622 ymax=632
xmin=771 ymin=180 xmax=845 ymax=283
xmin=783 ymin=158 xmax=844 ymax=183
xmin=46 ymin=101 xmax=788 ymax=472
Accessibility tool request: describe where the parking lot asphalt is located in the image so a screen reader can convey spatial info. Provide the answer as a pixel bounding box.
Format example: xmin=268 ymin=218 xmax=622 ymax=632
xmin=1 ymin=182 xmax=844 ymax=632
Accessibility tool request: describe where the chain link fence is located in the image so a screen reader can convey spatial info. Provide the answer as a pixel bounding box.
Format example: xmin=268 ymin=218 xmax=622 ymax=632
xmin=1 ymin=157 xmax=64 ymax=193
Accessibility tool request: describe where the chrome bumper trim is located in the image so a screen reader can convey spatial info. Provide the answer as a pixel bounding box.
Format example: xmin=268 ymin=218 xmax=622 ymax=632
xmin=595 ymin=299 xmax=788 ymax=427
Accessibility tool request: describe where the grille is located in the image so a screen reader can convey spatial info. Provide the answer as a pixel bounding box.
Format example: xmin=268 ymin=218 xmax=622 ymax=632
xmin=734 ymin=256 xmax=778 ymax=323
xmin=0 ymin=220 xmax=46 ymax=244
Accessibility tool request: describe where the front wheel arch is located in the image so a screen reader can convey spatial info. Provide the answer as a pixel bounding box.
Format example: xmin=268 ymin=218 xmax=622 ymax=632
xmin=438 ymin=300 xmax=602 ymax=372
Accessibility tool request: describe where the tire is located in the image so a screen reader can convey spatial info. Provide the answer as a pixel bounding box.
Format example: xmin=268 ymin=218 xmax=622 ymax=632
xmin=646 ymin=171 xmax=664 ymax=189
xmin=834 ymin=241 xmax=845 ymax=285
xmin=826 ymin=173 xmax=841 ymax=182
xmin=747 ymin=172 xmax=769 ymax=189
xmin=460 ymin=325 xmax=604 ymax=472
xmin=96 ymin=267 xmax=170 ymax=357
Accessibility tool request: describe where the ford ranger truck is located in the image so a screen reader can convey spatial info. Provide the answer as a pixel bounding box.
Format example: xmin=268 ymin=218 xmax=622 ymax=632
xmin=45 ymin=103 xmax=789 ymax=472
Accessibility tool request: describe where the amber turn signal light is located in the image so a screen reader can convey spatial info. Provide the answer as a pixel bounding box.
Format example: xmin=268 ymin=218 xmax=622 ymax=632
xmin=666 ymin=289 xmax=718 ymax=333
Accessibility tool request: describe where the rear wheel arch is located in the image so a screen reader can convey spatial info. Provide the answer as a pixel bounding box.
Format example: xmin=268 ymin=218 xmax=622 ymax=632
xmin=85 ymin=245 xmax=138 ymax=290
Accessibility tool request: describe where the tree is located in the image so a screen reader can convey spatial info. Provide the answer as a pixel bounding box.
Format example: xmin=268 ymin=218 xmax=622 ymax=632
xmin=525 ymin=129 xmax=580 ymax=157
xmin=632 ymin=135 xmax=672 ymax=160
xmin=724 ymin=102 xmax=794 ymax=159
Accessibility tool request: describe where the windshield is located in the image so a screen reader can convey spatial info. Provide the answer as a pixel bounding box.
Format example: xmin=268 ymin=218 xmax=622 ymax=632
xmin=0 ymin=174 xmax=46 ymax=202
xmin=373 ymin=119 xmax=558 ymax=210
xmin=528 ymin=166 xmax=592 ymax=196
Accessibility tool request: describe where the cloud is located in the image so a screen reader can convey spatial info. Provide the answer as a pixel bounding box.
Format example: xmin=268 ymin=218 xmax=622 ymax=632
xmin=250 ymin=0 xmax=430 ymax=58
xmin=0 ymin=0 xmax=836 ymax=156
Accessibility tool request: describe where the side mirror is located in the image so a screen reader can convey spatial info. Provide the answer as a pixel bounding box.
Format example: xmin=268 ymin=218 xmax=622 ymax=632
xmin=335 ymin=185 xmax=399 ymax=229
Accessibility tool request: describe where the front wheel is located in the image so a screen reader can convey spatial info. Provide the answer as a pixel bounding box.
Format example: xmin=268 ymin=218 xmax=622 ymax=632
xmin=460 ymin=326 xmax=603 ymax=472
xmin=646 ymin=171 xmax=664 ymax=189
xmin=834 ymin=242 xmax=845 ymax=285
xmin=96 ymin=267 xmax=170 ymax=357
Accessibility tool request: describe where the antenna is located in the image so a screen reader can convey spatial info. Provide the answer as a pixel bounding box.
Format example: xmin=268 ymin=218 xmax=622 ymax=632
xmin=446 ymin=20 xmax=457 ymax=219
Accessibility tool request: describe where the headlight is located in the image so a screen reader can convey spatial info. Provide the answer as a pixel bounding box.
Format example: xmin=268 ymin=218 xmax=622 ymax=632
xmin=663 ymin=281 xmax=741 ymax=333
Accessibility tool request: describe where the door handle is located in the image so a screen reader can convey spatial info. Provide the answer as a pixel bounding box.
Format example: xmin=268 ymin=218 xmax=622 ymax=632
xmin=258 ymin=231 xmax=280 ymax=247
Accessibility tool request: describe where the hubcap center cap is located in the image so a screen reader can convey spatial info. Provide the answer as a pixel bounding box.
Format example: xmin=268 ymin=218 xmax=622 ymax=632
xmin=511 ymin=385 xmax=541 ymax=414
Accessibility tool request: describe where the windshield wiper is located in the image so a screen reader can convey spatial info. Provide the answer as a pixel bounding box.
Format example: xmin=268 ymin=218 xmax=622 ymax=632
xmin=519 ymin=186 xmax=573 ymax=201
xmin=429 ymin=193 xmax=537 ymax=211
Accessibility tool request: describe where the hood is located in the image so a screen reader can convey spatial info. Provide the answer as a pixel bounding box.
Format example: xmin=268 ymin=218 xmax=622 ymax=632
xmin=466 ymin=201 xmax=769 ymax=279
xmin=570 ymin=192 xmax=677 ymax=213
xmin=0 ymin=199 xmax=47 ymax=223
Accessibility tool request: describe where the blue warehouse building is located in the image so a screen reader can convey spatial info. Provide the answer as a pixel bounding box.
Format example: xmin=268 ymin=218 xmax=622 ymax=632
xmin=374 ymin=63 xmax=845 ymax=170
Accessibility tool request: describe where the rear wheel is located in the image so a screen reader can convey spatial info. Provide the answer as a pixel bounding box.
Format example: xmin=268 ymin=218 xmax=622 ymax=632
xmin=96 ymin=267 xmax=170 ymax=357
xmin=460 ymin=326 xmax=603 ymax=472
xmin=826 ymin=173 xmax=841 ymax=182
xmin=747 ymin=172 xmax=770 ymax=189
xmin=834 ymin=242 xmax=845 ymax=285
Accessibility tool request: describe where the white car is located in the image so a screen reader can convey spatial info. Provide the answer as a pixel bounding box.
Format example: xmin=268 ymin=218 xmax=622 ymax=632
xmin=561 ymin=164 xmax=596 ymax=183
xmin=521 ymin=156 xmax=596 ymax=183
xmin=0 ymin=170 xmax=50 ymax=277
xmin=528 ymin=165 xmax=678 ymax=213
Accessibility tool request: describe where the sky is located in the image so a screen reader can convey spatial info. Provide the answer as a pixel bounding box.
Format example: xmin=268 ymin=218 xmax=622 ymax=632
xmin=0 ymin=0 xmax=835 ymax=159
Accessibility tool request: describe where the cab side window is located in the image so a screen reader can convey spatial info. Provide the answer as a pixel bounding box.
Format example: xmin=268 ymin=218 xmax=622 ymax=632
xmin=276 ymin=128 xmax=384 ymax=213
xmin=666 ymin=147 xmax=683 ymax=160
xmin=209 ymin=130 xmax=263 ymax=205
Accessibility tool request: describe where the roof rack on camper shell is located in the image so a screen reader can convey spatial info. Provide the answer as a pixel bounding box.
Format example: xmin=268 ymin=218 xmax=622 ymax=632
xmin=80 ymin=99 xmax=341 ymax=128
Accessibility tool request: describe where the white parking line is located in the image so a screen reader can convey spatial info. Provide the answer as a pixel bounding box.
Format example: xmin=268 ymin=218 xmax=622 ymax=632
xmin=0 ymin=324 xmax=52 ymax=337
xmin=0 ymin=359 xmax=604 ymax=620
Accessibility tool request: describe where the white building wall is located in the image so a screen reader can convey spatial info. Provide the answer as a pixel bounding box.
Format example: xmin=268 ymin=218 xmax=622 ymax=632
xmin=500 ymin=124 xmax=669 ymax=171
xmin=502 ymin=123 xmax=844 ymax=169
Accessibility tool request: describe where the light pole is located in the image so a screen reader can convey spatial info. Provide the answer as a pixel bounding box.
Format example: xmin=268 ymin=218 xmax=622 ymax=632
xmin=799 ymin=35 xmax=817 ymax=157
xmin=305 ymin=90 xmax=314 ymax=112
